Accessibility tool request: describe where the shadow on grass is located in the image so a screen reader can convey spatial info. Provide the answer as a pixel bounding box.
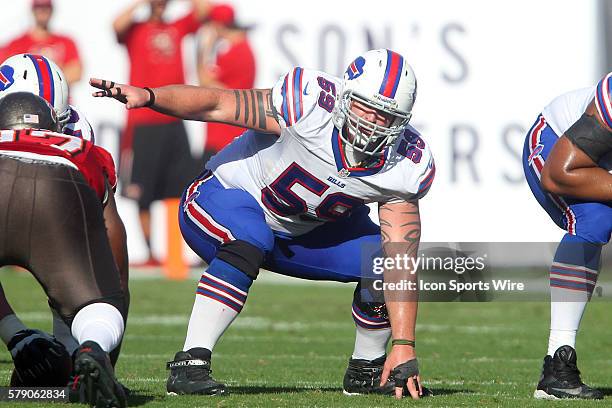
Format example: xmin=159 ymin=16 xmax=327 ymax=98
xmin=126 ymin=392 xmax=156 ymax=406
xmin=598 ymin=387 xmax=612 ymax=396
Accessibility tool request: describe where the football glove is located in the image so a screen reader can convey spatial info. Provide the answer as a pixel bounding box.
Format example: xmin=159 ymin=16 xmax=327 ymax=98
xmin=8 ymin=329 xmax=72 ymax=386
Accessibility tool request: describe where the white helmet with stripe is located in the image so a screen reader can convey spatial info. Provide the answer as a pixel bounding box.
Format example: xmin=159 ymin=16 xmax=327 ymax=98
xmin=332 ymin=49 xmax=417 ymax=156
xmin=0 ymin=54 xmax=70 ymax=127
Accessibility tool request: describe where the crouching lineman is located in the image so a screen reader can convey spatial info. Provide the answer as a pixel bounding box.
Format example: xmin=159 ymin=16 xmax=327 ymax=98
xmin=92 ymin=49 xmax=435 ymax=399
xmin=0 ymin=92 xmax=128 ymax=408
xmin=0 ymin=53 xmax=129 ymax=388
xmin=523 ymin=74 xmax=612 ymax=399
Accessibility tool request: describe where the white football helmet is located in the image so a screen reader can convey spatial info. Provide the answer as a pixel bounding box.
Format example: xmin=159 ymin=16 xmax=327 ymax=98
xmin=332 ymin=49 xmax=417 ymax=156
xmin=0 ymin=54 xmax=70 ymax=127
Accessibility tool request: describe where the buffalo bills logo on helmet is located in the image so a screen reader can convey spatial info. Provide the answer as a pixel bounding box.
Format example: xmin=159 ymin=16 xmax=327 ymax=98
xmin=345 ymin=56 xmax=366 ymax=80
xmin=0 ymin=65 xmax=15 ymax=91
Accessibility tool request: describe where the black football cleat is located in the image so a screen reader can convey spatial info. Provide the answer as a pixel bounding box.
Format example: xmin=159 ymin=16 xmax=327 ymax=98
xmin=166 ymin=348 xmax=227 ymax=396
xmin=343 ymin=355 xmax=432 ymax=397
xmin=534 ymin=345 xmax=603 ymax=400
xmin=69 ymin=341 xmax=126 ymax=408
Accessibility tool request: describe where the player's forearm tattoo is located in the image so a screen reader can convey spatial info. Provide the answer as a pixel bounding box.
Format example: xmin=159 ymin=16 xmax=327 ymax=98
xmin=232 ymin=89 xmax=277 ymax=130
xmin=379 ymin=218 xmax=392 ymax=243
xmin=233 ymin=90 xmax=240 ymax=121
xmin=256 ymin=91 xmax=266 ymax=129
xmin=379 ymin=205 xmax=421 ymax=257
xmin=242 ymin=90 xmax=249 ymax=124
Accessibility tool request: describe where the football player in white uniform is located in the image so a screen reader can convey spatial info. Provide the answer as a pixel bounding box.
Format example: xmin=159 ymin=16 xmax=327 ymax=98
xmin=523 ymin=74 xmax=612 ymax=400
xmin=0 ymin=53 xmax=129 ymax=387
xmin=92 ymin=49 xmax=435 ymax=399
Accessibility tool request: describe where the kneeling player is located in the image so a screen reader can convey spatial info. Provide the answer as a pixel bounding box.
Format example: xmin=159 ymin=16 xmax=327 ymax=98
xmin=523 ymin=74 xmax=612 ymax=399
xmin=0 ymin=92 xmax=127 ymax=407
xmin=93 ymin=49 xmax=434 ymax=399
xmin=0 ymin=53 xmax=129 ymax=387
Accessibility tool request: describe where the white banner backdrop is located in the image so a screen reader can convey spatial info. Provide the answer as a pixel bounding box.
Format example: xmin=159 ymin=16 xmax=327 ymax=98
xmin=0 ymin=0 xmax=601 ymax=261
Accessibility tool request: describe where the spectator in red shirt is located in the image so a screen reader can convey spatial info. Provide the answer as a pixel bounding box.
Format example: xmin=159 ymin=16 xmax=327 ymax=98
xmin=197 ymin=3 xmax=256 ymax=164
xmin=0 ymin=0 xmax=82 ymax=86
xmin=114 ymin=0 xmax=210 ymax=266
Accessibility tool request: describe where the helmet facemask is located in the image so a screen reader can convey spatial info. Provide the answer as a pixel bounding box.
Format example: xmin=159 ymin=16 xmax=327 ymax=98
xmin=334 ymin=89 xmax=412 ymax=159
xmin=57 ymin=108 xmax=71 ymax=130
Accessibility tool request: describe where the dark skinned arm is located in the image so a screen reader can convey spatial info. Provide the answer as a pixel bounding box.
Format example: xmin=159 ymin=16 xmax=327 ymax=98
xmin=541 ymin=101 xmax=612 ymax=202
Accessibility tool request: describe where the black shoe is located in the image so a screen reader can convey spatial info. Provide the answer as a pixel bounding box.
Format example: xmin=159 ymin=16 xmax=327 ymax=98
xmin=343 ymin=355 xmax=394 ymax=395
xmin=534 ymin=345 xmax=603 ymax=400
xmin=69 ymin=341 xmax=126 ymax=408
xmin=166 ymin=348 xmax=227 ymax=395
xmin=343 ymin=355 xmax=432 ymax=397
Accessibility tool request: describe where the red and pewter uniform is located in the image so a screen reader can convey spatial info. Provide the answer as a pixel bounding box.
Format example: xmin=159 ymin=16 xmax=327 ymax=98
xmin=0 ymin=129 xmax=125 ymax=320
xmin=0 ymin=129 xmax=116 ymax=202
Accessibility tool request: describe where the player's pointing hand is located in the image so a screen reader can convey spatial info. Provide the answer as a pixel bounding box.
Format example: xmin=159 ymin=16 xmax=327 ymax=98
xmin=90 ymin=78 xmax=153 ymax=110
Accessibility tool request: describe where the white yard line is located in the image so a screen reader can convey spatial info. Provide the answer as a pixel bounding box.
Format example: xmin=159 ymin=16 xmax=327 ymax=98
xmin=15 ymin=312 xmax=525 ymax=335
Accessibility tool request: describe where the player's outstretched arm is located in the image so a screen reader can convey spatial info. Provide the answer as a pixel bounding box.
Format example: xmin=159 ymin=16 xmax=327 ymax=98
xmin=90 ymin=78 xmax=281 ymax=135
xmin=377 ymin=200 xmax=422 ymax=400
xmin=541 ymin=102 xmax=612 ymax=201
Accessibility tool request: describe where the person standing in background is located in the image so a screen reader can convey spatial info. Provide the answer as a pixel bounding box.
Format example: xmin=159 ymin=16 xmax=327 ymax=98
xmin=114 ymin=0 xmax=209 ymax=267
xmin=197 ymin=3 xmax=256 ymax=164
xmin=0 ymin=0 xmax=82 ymax=87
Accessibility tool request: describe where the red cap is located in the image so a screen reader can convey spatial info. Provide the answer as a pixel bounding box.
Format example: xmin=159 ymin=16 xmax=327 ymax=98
xmin=32 ymin=0 xmax=53 ymax=8
xmin=208 ymin=4 xmax=235 ymax=27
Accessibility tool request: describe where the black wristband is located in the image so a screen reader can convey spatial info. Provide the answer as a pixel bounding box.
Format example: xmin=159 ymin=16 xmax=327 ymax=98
xmin=143 ymin=87 xmax=156 ymax=107
xmin=392 ymin=339 xmax=415 ymax=347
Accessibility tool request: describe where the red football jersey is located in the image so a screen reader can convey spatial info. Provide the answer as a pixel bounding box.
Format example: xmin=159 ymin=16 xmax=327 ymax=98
xmin=0 ymin=129 xmax=116 ymax=201
xmin=119 ymin=12 xmax=201 ymax=125
xmin=205 ymin=38 xmax=256 ymax=151
xmin=0 ymin=33 xmax=80 ymax=69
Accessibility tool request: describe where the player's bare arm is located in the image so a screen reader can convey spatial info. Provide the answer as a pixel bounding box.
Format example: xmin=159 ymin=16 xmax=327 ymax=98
xmin=541 ymin=101 xmax=612 ymax=201
xmin=103 ymin=179 xmax=130 ymax=300
xmin=377 ymin=200 xmax=422 ymax=399
xmin=90 ymin=79 xmax=281 ymax=135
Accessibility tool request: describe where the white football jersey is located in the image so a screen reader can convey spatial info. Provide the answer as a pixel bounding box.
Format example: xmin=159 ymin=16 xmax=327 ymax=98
xmin=63 ymin=105 xmax=95 ymax=143
xmin=542 ymin=87 xmax=595 ymax=136
xmin=207 ymin=68 xmax=435 ymax=236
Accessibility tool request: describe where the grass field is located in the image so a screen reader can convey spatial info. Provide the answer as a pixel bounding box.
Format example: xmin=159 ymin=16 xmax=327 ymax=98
xmin=1 ymin=268 xmax=612 ymax=407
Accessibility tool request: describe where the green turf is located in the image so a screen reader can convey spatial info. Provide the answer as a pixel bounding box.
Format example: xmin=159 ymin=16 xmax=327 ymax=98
xmin=1 ymin=269 xmax=611 ymax=407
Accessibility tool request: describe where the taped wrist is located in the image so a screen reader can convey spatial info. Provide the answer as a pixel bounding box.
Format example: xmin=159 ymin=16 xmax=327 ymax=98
xmin=216 ymin=240 xmax=264 ymax=279
xmin=391 ymin=358 xmax=419 ymax=387
xmin=565 ymin=113 xmax=612 ymax=163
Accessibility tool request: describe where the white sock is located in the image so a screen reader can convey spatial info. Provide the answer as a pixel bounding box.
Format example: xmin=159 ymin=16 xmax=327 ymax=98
xmin=71 ymin=303 xmax=124 ymax=352
xmin=0 ymin=314 xmax=27 ymax=345
xmin=351 ymin=325 xmax=391 ymax=360
xmin=51 ymin=308 xmax=79 ymax=356
xmin=183 ymin=295 xmax=239 ymax=352
xmin=547 ymin=300 xmax=586 ymax=356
